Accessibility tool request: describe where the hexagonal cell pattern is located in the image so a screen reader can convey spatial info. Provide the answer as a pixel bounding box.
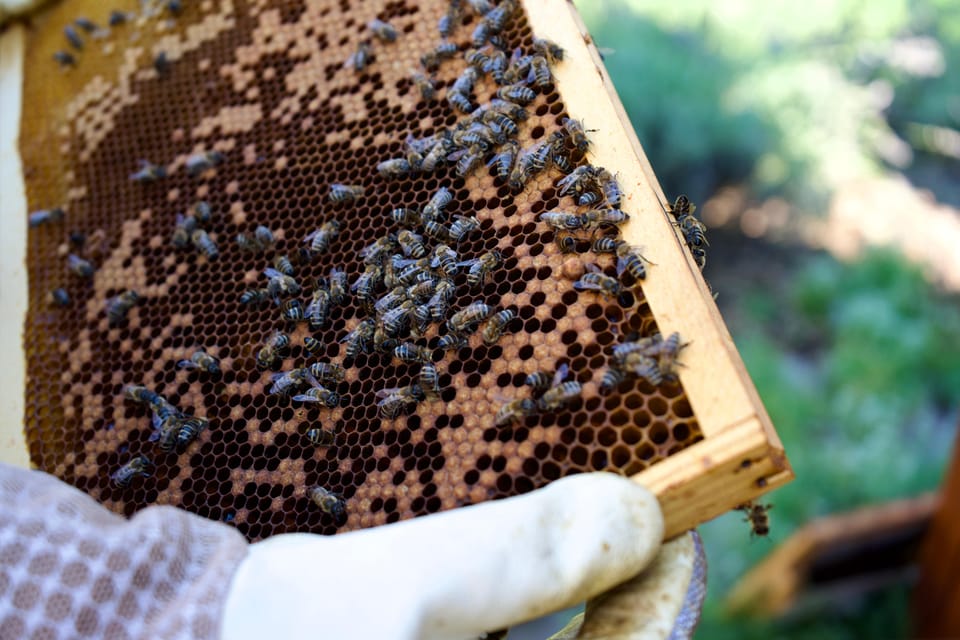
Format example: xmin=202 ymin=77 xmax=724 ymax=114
xmin=21 ymin=0 xmax=703 ymax=541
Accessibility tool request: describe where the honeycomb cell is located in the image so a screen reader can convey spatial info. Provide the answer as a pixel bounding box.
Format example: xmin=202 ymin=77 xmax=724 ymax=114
xmin=20 ymin=0 xmax=703 ymax=541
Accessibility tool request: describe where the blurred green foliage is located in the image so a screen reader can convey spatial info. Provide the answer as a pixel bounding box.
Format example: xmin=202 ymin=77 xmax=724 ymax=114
xmin=699 ymin=248 xmax=960 ymax=636
xmin=570 ymin=2 xmax=960 ymax=637
xmin=576 ymin=0 xmax=960 ymax=208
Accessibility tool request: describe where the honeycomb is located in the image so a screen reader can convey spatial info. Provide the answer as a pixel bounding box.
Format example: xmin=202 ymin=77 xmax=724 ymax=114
xmin=20 ymin=0 xmax=704 ymax=541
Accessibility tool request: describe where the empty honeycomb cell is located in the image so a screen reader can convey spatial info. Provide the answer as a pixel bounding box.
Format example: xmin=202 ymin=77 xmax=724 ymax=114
xmin=20 ymin=0 xmax=705 ymax=541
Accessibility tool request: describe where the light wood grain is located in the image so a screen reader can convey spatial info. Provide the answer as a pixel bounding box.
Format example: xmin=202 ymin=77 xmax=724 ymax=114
xmin=0 ymin=24 xmax=30 ymax=469
xmin=525 ymin=0 xmax=791 ymax=536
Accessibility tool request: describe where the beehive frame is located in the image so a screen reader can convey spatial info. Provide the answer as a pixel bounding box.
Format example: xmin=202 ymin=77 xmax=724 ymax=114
xmin=5 ymin=0 xmax=791 ymax=541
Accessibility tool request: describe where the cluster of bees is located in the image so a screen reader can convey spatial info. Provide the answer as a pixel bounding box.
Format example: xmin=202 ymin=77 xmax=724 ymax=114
xmin=31 ymin=0 xmax=717 ymax=530
xmin=110 ymin=383 xmax=210 ymax=487
xmin=53 ymin=0 xmax=185 ymax=70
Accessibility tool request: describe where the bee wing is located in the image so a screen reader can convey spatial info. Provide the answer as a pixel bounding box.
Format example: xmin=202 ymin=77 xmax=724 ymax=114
xmin=375 ymin=386 xmax=403 ymax=400
xmin=177 ymin=359 xmax=198 ymax=369
xmin=303 ymin=229 xmax=320 ymax=244
xmin=292 ymin=392 xmax=321 ymax=403
xmin=263 ymin=267 xmax=285 ymax=280
xmin=584 ymin=263 xmax=603 ymax=274
xmin=572 ymin=280 xmax=600 ymax=292
xmin=303 ymin=369 xmax=323 ymax=389
xmin=552 ymin=363 xmax=570 ymax=386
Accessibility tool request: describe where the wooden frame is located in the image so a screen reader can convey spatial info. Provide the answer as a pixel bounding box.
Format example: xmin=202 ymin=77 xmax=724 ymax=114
xmin=0 ymin=0 xmax=791 ymax=540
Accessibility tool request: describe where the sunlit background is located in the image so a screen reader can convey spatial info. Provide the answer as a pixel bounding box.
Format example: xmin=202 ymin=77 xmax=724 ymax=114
xmin=573 ymin=0 xmax=960 ymax=637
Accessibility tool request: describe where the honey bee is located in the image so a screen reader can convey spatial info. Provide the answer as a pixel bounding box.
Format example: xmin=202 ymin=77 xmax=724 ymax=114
xmin=53 ymin=51 xmax=76 ymax=67
xmin=561 ymin=118 xmax=590 ymax=153
xmin=64 ymin=25 xmax=83 ymax=50
xmin=529 ymin=55 xmax=552 ymax=88
xmin=526 ymin=363 xmax=569 ymax=394
xmin=495 ymin=398 xmax=537 ymax=426
xmin=556 ymin=165 xmax=594 ymax=197
xmin=308 ymin=485 xmax=347 ymax=526
xmin=496 ymin=84 xmax=535 ymax=105
xmin=111 ymin=455 xmax=152 ymax=488
xmin=368 ymin=18 xmax=397 ymax=42
xmin=488 ymin=140 xmax=519 ymax=178
xmin=447 ymin=301 xmax=492 ymax=335
xmin=448 ymin=67 xmax=479 ymax=113
xmin=268 ymin=255 xmax=294 ymax=277
xmin=66 ymin=253 xmax=94 ymax=278
xmin=305 ymin=287 xmax=330 ymax=329
xmin=327 ymin=267 xmax=348 ymax=305
xmin=394 ymin=342 xmax=432 ymax=364
xmin=378 ymin=157 xmax=414 ymax=179
xmin=691 ymin=247 xmax=707 ymax=269
xmin=539 ymin=211 xmax=584 ymax=231
xmin=421 ymin=41 xmax=457 ymax=71
xmin=185 ymin=150 xmax=224 ymax=175
xmin=49 ymin=288 xmax=70 ymax=306
xmin=176 ymin=417 xmax=208 ymax=448
xmin=419 ymin=220 xmax=449 ymax=244
xmin=264 ymin=267 xmax=301 ymax=300
xmin=537 ymin=381 xmax=582 ymax=412
xmin=590 ymin=236 xmax=623 ymax=253
xmin=580 ymin=208 xmax=630 ymax=230
xmin=616 ymin=242 xmax=651 ymax=281
xmin=532 ymin=37 xmax=564 ymax=63
xmin=573 ymin=269 xmax=622 ymax=301
xmin=177 ymin=349 xmax=220 ymax=374
xmin=598 ymin=366 xmax=626 ymax=394
xmin=422 ymin=135 xmax=453 ymax=171
xmin=611 ymin=334 xmax=664 ymax=365
xmin=428 ymin=244 xmax=457 ymax=278
xmin=308 ymin=361 xmax=345 ymax=383
xmin=449 ymin=215 xmax=480 ymax=242
xmin=28 ymin=207 xmax=65 ymax=227
xmin=235 ymin=233 xmax=261 ymax=252
xmin=352 ymin=265 xmax=383 ymax=309
xmin=437 ymin=333 xmax=468 ymax=351
xmin=306 ymin=427 xmax=335 ymax=446
xmin=282 ymin=299 xmax=305 ymax=323
xmin=359 ymin=235 xmax=397 ymax=265
xmin=303 ymin=336 xmax=324 ymax=356
xmin=624 ymin=353 xmax=663 ymax=386
xmin=406 ymin=278 xmax=437 ymax=302
xmin=293 ymin=385 xmax=340 ymax=407
xmin=376 ymin=384 xmax=426 ymax=418
xmin=191 ymin=229 xmax=219 ymax=259
xmin=555 ymin=235 xmax=578 ymax=253
xmin=329 ymin=183 xmax=364 ymax=203
xmin=343 ymin=319 xmax=375 ymax=358
xmin=130 ymin=160 xmax=167 ymax=182
xmin=374 ymin=286 xmax=408 ymax=316
xmin=465 ymin=249 xmax=503 ymax=286
xmin=428 ymin=282 xmax=455 ymax=321
xmin=596 ymin=169 xmax=621 ymax=206
xmin=423 ymin=187 xmax=453 ymax=221
xmin=397 ymin=230 xmax=428 ymax=259
xmin=389 ymin=207 xmax=420 ymax=227
xmin=438 ymin=2 xmax=460 ymax=37
xmin=382 ymin=301 xmax=415 ymax=337
xmin=508 ymin=151 xmax=537 ymax=190
xmin=151 ymin=414 xmax=183 ymax=452
xmin=257 ymin=331 xmax=290 ymax=369
xmin=344 ymin=42 xmax=373 ymax=72
xmin=737 ymin=502 xmax=772 ymax=537
xmin=419 ymin=362 xmax=440 ymax=397
xmin=123 ymin=384 xmax=159 ymax=405
xmin=171 ymin=214 xmax=196 ymax=248
xmin=109 ymin=10 xmax=127 ymax=26
xmin=240 ymin=288 xmax=270 ymax=306
xmin=412 ymin=73 xmax=437 ymax=100
xmin=304 ymin=220 xmax=341 ymax=255
xmin=470 ymin=20 xmax=492 ymax=48
xmin=153 ymin=51 xmax=170 ymax=76
xmin=654 ymin=332 xmax=688 ymax=379
xmin=484 ymin=48 xmax=508 ymax=82
xmin=106 ymin=290 xmax=140 ymax=325
xmin=481 ymin=309 xmax=516 ymax=344
xmin=269 ymin=367 xmax=312 ymax=395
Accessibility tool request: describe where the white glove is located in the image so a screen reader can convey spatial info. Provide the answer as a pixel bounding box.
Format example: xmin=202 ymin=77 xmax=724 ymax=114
xmin=222 ymin=473 xmax=691 ymax=640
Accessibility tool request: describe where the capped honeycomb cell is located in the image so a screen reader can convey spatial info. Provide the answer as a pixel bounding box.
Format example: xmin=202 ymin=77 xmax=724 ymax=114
xmin=17 ymin=0 xmax=790 ymax=541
